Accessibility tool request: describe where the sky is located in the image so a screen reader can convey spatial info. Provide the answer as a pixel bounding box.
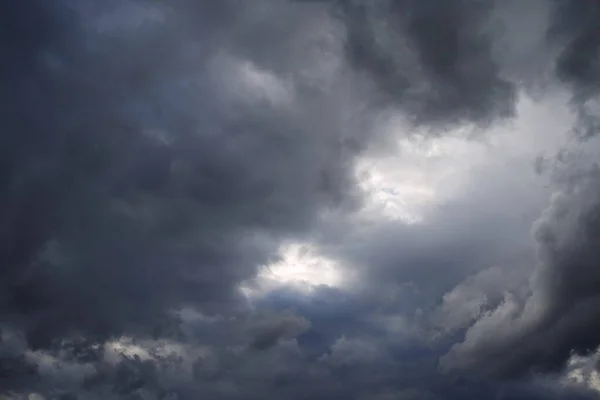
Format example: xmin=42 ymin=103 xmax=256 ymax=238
xmin=2 ymin=0 xmax=600 ymax=399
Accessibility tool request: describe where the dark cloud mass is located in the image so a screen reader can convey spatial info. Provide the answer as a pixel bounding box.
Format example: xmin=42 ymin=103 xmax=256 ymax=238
xmin=0 ymin=0 xmax=361 ymax=346
xmin=551 ymin=0 xmax=600 ymax=95
xmin=3 ymin=0 xmax=600 ymax=399
xmin=338 ymin=0 xmax=516 ymax=126
xmin=550 ymin=0 xmax=600 ymax=138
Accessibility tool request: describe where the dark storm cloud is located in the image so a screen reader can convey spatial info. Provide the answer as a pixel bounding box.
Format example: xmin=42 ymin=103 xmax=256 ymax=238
xmin=0 ymin=0 xmax=558 ymax=352
xmin=550 ymin=0 xmax=600 ymax=98
xmin=0 ymin=0 xmax=366 ymax=349
xmin=441 ymin=165 xmax=600 ymax=378
xmin=336 ymin=0 xmax=600 ymax=131
xmin=5 ymin=0 xmax=600 ymax=399
xmin=548 ymin=0 xmax=600 ymax=138
xmin=338 ymin=0 xmax=517 ymax=126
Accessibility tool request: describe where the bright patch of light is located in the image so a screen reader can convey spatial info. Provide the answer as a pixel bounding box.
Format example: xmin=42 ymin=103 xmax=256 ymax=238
xmin=357 ymin=92 xmax=575 ymax=224
xmin=238 ymin=92 xmax=577 ymax=300
xmin=357 ymin=159 xmax=435 ymax=223
xmin=265 ymin=242 xmax=343 ymax=286
xmin=565 ymin=352 xmax=600 ymax=392
xmin=105 ymin=338 xmax=152 ymax=362
xmin=356 ymin=130 xmax=487 ymax=223
xmin=240 ymin=241 xmax=350 ymax=298
xmin=104 ymin=337 xmax=207 ymax=373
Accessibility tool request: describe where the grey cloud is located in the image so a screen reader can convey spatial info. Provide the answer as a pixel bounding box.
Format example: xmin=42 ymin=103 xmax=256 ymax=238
xmin=249 ymin=314 xmax=311 ymax=350
xmin=550 ymin=0 xmax=600 ymax=98
xmin=320 ymin=159 xmax=541 ymax=309
xmin=546 ymin=0 xmax=600 ymax=138
xmin=338 ymin=0 xmax=600 ymax=132
xmin=429 ymin=265 xmax=528 ymax=335
xmin=441 ymin=165 xmax=600 ymax=378
xmin=320 ymin=335 xmax=384 ymax=368
xmin=0 ymin=0 xmax=585 ymax=351
xmin=6 ymin=0 xmax=600 ymax=399
xmin=0 ymin=0 xmax=368 ymax=349
xmin=338 ymin=0 xmax=517 ymax=127
xmin=3 ymin=316 xmax=599 ymax=400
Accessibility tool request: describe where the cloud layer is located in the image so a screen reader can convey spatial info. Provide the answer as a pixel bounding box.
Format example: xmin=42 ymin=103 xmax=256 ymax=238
xmin=3 ymin=0 xmax=600 ymax=399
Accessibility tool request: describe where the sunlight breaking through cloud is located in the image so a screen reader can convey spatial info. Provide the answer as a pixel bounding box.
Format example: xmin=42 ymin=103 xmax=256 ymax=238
xmin=240 ymin=242 xmax=351 ymax=298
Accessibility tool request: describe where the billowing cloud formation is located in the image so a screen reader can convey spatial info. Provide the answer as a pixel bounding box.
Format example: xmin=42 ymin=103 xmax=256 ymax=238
xmin=4 ymin=0 xmax=600 ymax=399
xmin=437 ymin=0 xmax=600 ymax=379
xmin=441 ymin=164 xmax=600 ymax=378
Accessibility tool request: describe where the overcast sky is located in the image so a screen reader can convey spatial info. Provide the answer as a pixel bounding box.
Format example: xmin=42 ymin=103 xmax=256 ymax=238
xmin=3 ymin=1 xmax=600 ymax=399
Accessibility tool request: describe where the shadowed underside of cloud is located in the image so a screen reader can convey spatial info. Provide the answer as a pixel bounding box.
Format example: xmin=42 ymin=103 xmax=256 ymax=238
xmin=338 ymin=0 xmax=517 ymax=127
xmin=3 ymin=0 xmax=600 ymax=399
xmin=547 ymin=0 xmax=600 ymax=139
xmin=551 ymin=0 xmax=600 ymax=97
